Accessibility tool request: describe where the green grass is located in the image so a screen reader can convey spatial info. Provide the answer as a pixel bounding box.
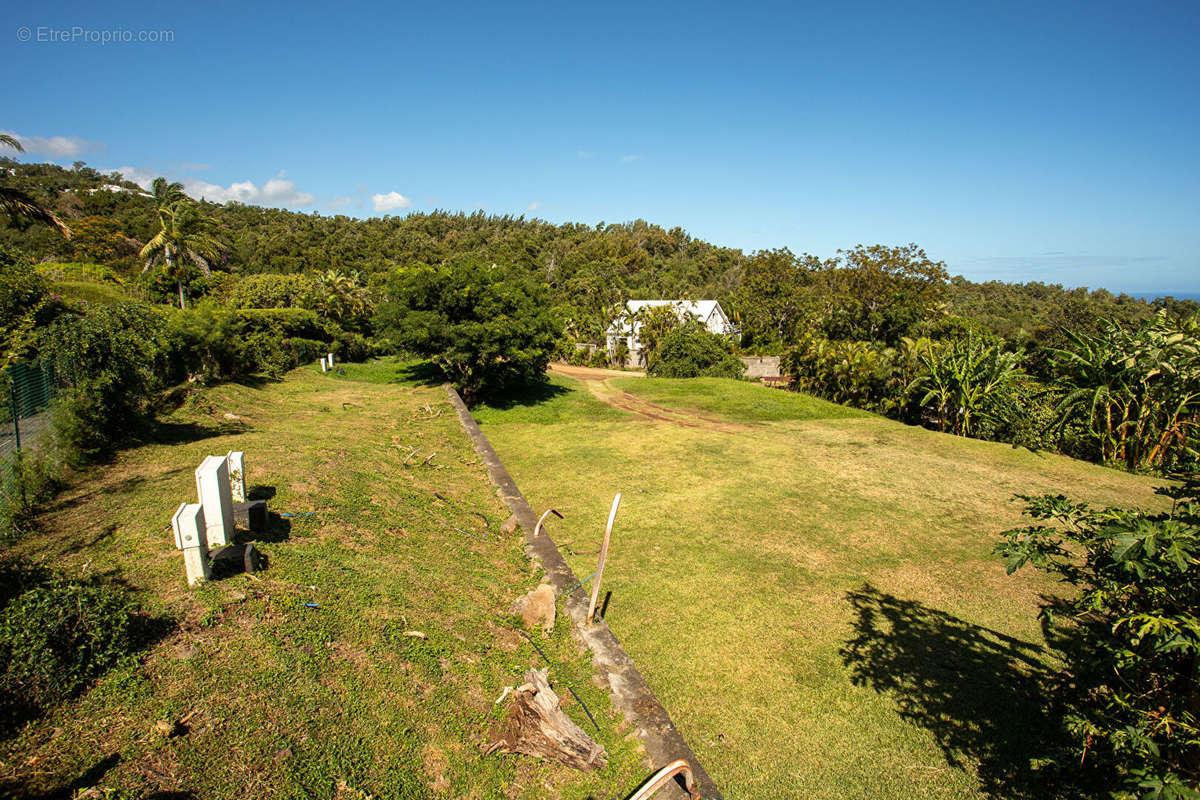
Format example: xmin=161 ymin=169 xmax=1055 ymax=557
xmin=321 ymin=355 xmax=439 ymax=385
xmin=478 ymin=373 xmax=1164 ymax=800
xmin=1 ymin=362 xmax=645 ymax=799
xmin=613 ymin=376 xmax=869 ymax=422
xmin=472 ymin=374 xmax=629 ymax=426
xmin=50 ymin=279 xmax=133 ymax=306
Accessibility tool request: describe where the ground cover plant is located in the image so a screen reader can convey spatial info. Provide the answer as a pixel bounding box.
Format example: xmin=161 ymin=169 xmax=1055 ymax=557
xmin=477 ymin=368 xmax=1166 ymax=799
xmin=0 ymin=361 xmax=645 ymax=798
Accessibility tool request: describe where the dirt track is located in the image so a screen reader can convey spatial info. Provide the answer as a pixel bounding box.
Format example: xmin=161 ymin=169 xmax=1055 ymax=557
xmin=549 ymin=363 xmax=751 ymax=433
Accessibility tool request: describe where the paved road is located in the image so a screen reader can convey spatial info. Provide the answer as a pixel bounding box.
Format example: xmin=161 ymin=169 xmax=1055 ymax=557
xmin=0 ymin=410 xmax=50 ymax=460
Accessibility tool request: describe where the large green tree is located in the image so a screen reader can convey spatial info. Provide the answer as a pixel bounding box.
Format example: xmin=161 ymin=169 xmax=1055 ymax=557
xmin=733 ymin=248 xmax=833 ymax=349
xmin=825 ymin=243 xmax=949 ymax=344
xmin=375 ymin=257 xmax=558 ymax=403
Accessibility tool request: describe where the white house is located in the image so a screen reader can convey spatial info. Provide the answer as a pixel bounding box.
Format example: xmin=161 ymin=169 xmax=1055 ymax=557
xmin=606 ymin=300 xmax=736 ymax=367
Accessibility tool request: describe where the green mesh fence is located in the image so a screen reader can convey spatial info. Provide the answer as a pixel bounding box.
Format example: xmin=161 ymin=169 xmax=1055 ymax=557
xmin=1 ymin=362 xmax=57 ymax=524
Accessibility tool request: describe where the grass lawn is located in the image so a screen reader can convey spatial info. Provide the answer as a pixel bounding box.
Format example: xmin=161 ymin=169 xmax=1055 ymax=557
xmin=0 ymin=359 xmax=646 ymax=799
xmin=610 ymin=377 xmax=867 ymax=422
xmin=477 ymin=372 xmax=1166 ymax=800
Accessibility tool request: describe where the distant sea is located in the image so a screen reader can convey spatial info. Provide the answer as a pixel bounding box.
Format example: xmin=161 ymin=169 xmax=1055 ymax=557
xmin=1132 ymin=292 xmax=1200 ymax=302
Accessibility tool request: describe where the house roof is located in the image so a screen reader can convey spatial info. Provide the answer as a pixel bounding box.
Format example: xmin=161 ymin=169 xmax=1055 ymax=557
xmin=606 ymin=300 xmax=731 ymax=335
xmin=623 ymin=300 xmax=725 ymax=320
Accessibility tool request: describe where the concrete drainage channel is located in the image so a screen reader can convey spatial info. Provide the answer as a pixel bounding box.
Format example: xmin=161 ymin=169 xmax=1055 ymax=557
xmin=445 ymin=386 xmax=724 ymax=800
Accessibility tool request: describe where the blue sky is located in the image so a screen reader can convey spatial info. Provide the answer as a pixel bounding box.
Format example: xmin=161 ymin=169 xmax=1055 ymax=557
xmin=4 ymin=0 xmax=1198 ymax=294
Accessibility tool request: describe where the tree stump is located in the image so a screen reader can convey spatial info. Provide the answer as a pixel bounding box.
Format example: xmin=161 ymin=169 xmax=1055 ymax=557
xmin=485 ymin=668 xmax=606 ymax=771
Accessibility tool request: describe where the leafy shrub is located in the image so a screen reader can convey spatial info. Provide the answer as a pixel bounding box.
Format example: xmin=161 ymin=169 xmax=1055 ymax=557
xmin=782 ymin=334 xmax=922 ymax=416
xmin=375 ymin=257 xmax=558 ymax=403
xmin=0 ymin=564 xmax=138 ymax=729
xmin=566 ymin=346 xmax=590 ymax=366
xmin=907 ymin=335 xmax=1024 ymax=438
xmin=39 ymin=302 xmax=171 ymax=463
xmin=0 ymin=451 xmax=60 ymax=543
xmin=167 ymin=306 xmax=349 ymax=381
xmin=996 ymin=486 xmax=1200 ymax=798
xmin=610 ymin=338 xmax=630 ymax=367
xmin=1048 ymin=311 xmax=1200 ymax=473
xmin=0 ymin=247 xmax=71 ymax=363
xmin=587 ymin=348 xmax=610 ymax=369
xmin=647 ymin=325 xmax=744 ymax=378
xmin=331 ymin=330 xmax=378 ymax=363
xmin=223 ymin=272 xmax=317 ymax=310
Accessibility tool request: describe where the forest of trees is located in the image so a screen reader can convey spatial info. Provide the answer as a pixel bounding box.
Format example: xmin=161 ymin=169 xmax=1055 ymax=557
xmin=2 ymin=157 xmax=1197 ymax=474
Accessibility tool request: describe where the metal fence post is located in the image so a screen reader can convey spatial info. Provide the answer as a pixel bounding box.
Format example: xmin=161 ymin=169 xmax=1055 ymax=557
xmin=8 ymin=370 xmax=25 ymax=510
xmin=8 ymin=370 xmax=19 ymax=453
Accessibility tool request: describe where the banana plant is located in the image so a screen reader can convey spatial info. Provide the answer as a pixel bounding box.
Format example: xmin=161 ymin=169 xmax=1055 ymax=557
xmin=1050 ymin=311 xmax=1200 ymax=471
xmin=908 ymin=335 xmax=1024 ymax=437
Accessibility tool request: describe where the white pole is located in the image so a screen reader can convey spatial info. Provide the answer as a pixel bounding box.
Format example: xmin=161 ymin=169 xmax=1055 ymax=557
xmin=587 ymin=494 xmax=621 ymax=625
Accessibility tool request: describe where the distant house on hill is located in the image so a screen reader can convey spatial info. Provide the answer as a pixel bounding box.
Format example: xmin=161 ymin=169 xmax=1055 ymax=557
xmin=606 ymin=299 xmax=736 ymax=367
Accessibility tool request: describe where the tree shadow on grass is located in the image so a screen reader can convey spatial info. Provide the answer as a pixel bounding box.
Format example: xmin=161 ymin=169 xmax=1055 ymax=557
xmin=481 ymin=379 xmax=571 ymax=411
xmin=394 ymin=360 xmax=445 ymax=387
xmin=135 ymin=419 xmax=247 ymax=447
xmin=4 ymin=751 xmax=121 ymax=799
xmin=839 ymin=584 xmax=1086 ymax=799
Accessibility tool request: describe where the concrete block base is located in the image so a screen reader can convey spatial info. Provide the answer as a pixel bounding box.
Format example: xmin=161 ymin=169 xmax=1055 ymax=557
xmin=232 ymin=500 xmax=268 ymax=531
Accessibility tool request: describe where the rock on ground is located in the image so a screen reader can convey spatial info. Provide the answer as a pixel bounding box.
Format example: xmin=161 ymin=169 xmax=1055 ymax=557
xmin=512 ymin=583 xmax=556 ymax=633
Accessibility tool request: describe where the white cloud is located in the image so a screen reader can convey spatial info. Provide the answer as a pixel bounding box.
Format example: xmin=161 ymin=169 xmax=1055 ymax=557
xmin=372 ymin=191 xmax=412 ymax=212
xmin=329 ymin=196 xmax=352 ymax=208
xmin=620 ymin=154 xmax=643 ymax=163
xmin=527 ymin=201 xmax=540 ymax=211
xmin=115 ymin=165 xmax=159 ymax=190
xmin=2 ymin=130 xmax=105 ymax=159
xmin=185 ymin=177 xmax=315 ymax=207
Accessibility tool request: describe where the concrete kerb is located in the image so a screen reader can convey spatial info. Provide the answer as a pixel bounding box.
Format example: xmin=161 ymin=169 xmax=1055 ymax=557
xmin=444 ymin=384 xmax=723 ymax=800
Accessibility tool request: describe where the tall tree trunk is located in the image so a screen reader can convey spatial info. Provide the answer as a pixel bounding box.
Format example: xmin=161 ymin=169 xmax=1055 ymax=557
xmin=178 ymin=280 xmax=186 ymax=310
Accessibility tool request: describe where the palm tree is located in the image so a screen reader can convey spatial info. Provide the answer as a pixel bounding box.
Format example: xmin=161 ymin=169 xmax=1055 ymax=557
xmin=314 ymin=269 xmax=373 ymax=326
xmin=0 ymin=133 xmax=71 ymax=237
xmin=149 ymin=176 xmax=186 ymax=224
xmin=140 ymin=202 xmax=224 ymax=309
